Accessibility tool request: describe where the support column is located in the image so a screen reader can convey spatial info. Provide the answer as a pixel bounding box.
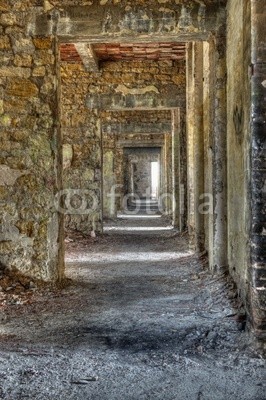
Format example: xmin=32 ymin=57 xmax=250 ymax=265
xmin=212 ymin=36 xmax=228 ymax=272
xmin=163 ymin=133 xmax=173 ymax=215
xmin=186 ymin=43 xmax=196 ymax=245
xmin=172 ymin=109 xmax=181 ymax=230
xmin=250 ymin=0 xmax=266 ymax=345
xmin=179 ymin=111 xmax=187 ymax=231
xmin=203 ymin=40 xmax=214 ymax=267
xmin=193 ymin=42 xmax=205 ymax=252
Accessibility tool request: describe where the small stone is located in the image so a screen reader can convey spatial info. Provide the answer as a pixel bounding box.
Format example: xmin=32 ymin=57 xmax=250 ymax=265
xmin=6 ymin=78 xmax=39 ymax=98
xmin=0 ymin=13 xmax=17 ymax=26
xmin=0 ymin=35 xmax=11 ymax=49
xmin=32 ymin=66 xmax=46 ymax=77
xmin=29 ymin=281 xmax=37 ymax=289
xmin=44 ymin=0 xmax=54 ymax=12
xmin=71 ymin=376 xmax=98 ymax=384
xmin=12 ymin=38 xmax=35 ymax=55
xmin=0 ymin=67 xmax=31 ymax=79
xmin=0 ymin=114 xmax=11 ymax=127
xmin=14 ymin=54 xmax=32 ymax=67
xmin=33 ymin=38 xmax=53 ymax=50
xmin=0 ymin=1 xmax=9 ymax=11
xmin=228 ymin=290 xmax=237 ymax=299
xmin=33 ymin=50 xmax=55 ymax=66
xmin=207 ymin=331 xmax=218 ymax=341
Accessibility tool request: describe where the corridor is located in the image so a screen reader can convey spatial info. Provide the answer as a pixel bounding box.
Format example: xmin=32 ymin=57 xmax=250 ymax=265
xmin=0 ymin=219 xmax=264 ymax=399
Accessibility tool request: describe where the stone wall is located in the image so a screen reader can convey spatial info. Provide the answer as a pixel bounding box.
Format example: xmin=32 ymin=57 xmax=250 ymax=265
xmin=60 ymin=63 xmax=102 ymax=233
xmin=226 ymin=0 xmax=266 ymax=349
xmin=227 ymin=0 xmax=251 ymax=308
xmin=61 ymin=59 xmax=185 ymax=230
xmin=249 ymin=0 xmax=266 ymax=347
xmin=227 ymin=0 xmax=252 ymax=326
xmin=0 ymin=1 xmax=64 ymax=281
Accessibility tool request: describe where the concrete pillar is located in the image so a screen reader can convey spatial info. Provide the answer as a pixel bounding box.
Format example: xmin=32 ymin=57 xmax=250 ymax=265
xmin=186 ymin=43 xmax=196 ymax=245
xmin=193 ymin=42 xmax=205 ymax=252
xmin=212 ymin=36 xmax=228 ymax=272
xmin=172 ymin=109 xmax=181 ymax=230
xmin=163 ymin=133 xmax=172 ymax=215
xmin=179 ymin=111 xmax=187 ymax=232
xmin=203 ymin=40 xmax=214 ymax=267
xmin=250 ymin=0 xmax=266 ymax=345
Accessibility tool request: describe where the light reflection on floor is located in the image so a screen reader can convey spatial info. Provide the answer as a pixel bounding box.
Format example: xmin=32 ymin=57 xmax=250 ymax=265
xmin=117 ymin=214 xmax=162 ymax=219
xmin=104 ymin=226 xmax=174 ymax=232
xmin=66 ymin=250 xmax=192 ymax=263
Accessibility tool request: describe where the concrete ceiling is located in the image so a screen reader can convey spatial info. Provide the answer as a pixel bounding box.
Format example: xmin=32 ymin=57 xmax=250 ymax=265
xmin=60 ymin=42 xmax=186 ymax=64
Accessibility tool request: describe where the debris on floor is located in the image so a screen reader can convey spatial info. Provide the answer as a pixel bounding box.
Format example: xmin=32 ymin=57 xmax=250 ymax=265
xmin=0 ymin=221 xmax=264 ymax=399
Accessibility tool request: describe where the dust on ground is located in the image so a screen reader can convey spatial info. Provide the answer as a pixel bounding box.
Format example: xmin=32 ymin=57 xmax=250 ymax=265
xmin=0 ymin=219 xmax=265 ymax=400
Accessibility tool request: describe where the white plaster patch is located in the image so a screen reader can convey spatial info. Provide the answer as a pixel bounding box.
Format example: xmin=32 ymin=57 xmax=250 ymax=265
xmin=63 ymin=144 xmax=73 ymax=170
xmin=0 ymin=165 xmax=29 ymax=186
xmin=115 ymin=84 xmax=159 ymax=95
xmin=261 ymin=80 xmax=266 ymax=88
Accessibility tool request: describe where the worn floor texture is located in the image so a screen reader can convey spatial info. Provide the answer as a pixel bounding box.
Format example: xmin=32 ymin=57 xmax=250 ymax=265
xmin=0 ymin=217 xmax=265 ymax=400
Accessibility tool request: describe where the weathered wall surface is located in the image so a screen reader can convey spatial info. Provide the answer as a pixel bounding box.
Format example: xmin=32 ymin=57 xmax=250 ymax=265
xmin=32 ymin=0 xmax=227 ymax=44
xmin=0 ymin=1 xmax=64 ymax=281
xmin=61 ymin=60 xmax=185 ymax=229
xmin=227 ymin=0 xmax=251 ymax=324
xmin=249 ymin=0 xmax=266 ymax=347
xmin=60 ymin=63 xmax=102 ymax=233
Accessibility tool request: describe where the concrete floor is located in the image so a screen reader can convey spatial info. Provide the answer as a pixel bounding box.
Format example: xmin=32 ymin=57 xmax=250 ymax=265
xmin=0 ymin=217 xmax=265 ymax=399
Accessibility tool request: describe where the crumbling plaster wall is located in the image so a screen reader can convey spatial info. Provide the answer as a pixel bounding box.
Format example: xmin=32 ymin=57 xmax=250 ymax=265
xmin=227 ymin=0 xmax=266 ymax=349
xmin=249 ymin=0 xmax=266 ymax=347
xmin=227 ymin=0 xmax=251 ymax=319
xmin=0 ymin=1 xmax=64 ymax=281
xmin=61 ymin=60 xmax=185 ymax=230
xmin=60 ymin=63 xmax=102 ymax=233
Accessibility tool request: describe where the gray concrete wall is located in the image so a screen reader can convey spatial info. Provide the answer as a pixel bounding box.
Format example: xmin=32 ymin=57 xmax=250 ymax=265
xmin=227 ymin=0 xmax=251 ymax=310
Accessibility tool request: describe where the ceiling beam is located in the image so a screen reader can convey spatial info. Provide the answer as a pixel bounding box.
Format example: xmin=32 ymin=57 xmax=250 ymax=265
xmin=74 ymin=43 xmax=99 ymax=72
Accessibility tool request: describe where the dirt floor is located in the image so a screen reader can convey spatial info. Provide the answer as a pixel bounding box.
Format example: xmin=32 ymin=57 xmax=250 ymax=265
xmin=0 ymin=217 xmax=265 ymax=400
